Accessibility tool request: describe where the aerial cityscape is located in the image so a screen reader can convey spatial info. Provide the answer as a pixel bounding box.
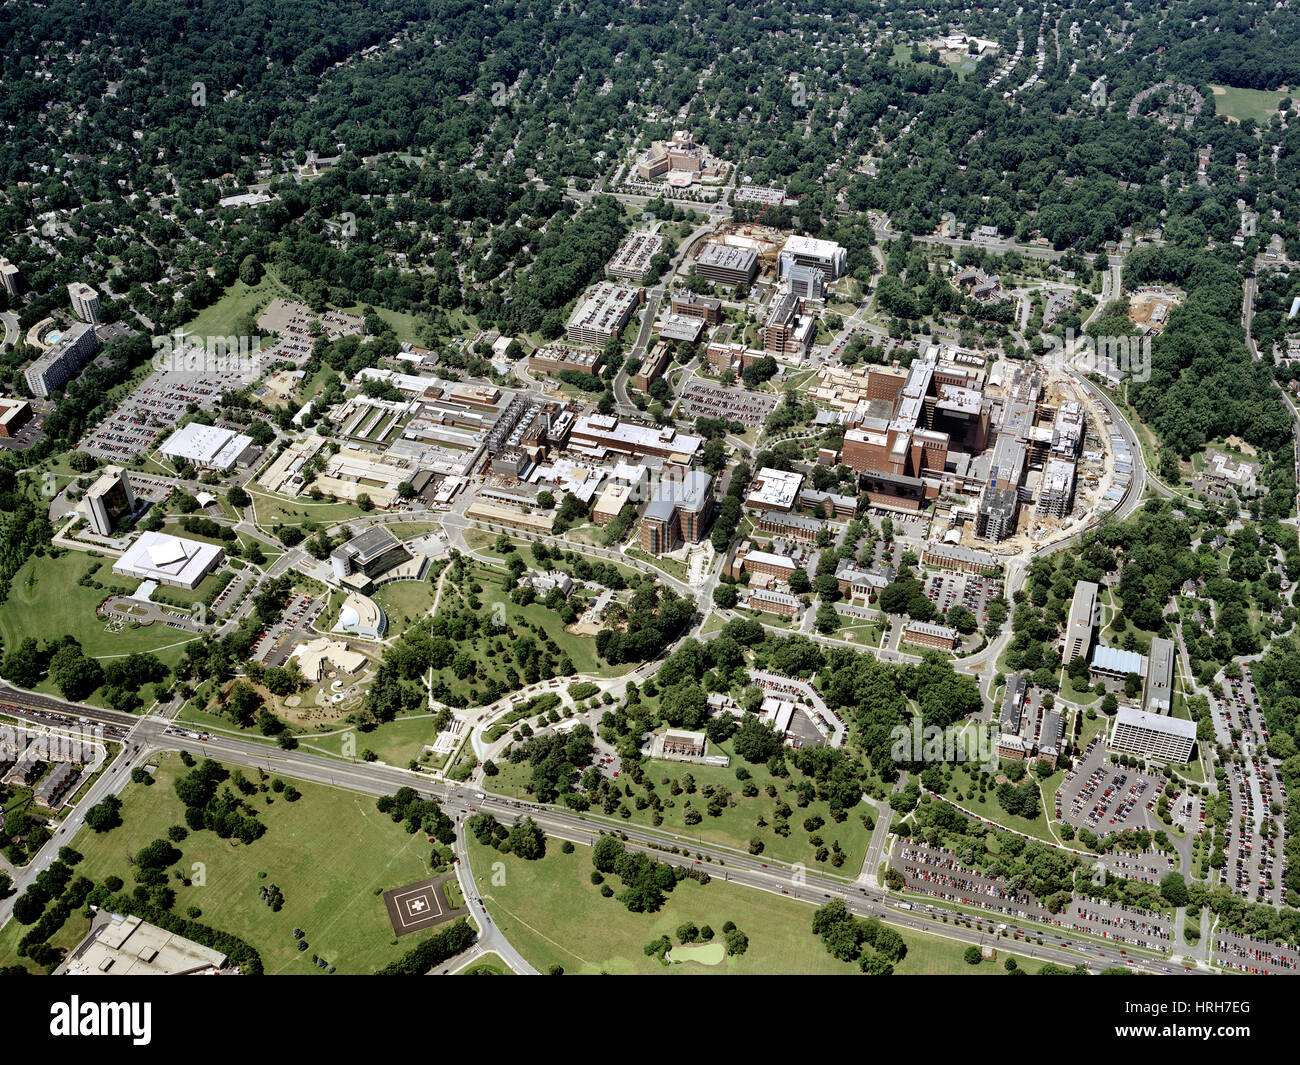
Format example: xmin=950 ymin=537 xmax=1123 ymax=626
xmin=0 ymin=0 xmax=1299 ymax=1008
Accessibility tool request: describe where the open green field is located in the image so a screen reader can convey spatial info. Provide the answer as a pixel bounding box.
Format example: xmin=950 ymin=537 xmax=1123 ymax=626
xmin=941 ymin=762 xmax=1066 ymax=847
xmin=1210 ymin=84 xmax=1293 ymax=124
xmin=0 ymin=754 xmax=438 ymax=975
xmin=304 ymin=713 xmax=452 ymax=767
xmin=249 ymin=491 xmax=372 ymax=528
xmin=463 ymin=529 xmax=645 ymax=584
xmin=181 ymin=269 xmax=299 ymax=339
xmin=374 ymin=578 xmax=438 ymax=637
xmin=469 ymin=839 xmax=1039 ymax=975
xmin=0 ymin=551 xmax=201 ymax=662
xmin=492 ymin=737 xmax=874 ymax=872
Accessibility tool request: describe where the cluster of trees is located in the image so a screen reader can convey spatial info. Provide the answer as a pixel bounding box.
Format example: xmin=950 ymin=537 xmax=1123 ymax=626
xmin=502 ymin=725 xmax=595 ymax=806
xmin=811 ymin=898 xmax=907 ymax=974
xmin=377 ymin=787 xmax=456 ymax=854
xmin=1127 ymin=248 xmax=1293 ymax=460
xmin=377 ymin=919 xmax=476 ymax=975
xmin=595 ymin=581 xmax=695 ymax=664
xmin=467 ymin=812 xmax=547 ymax=860
xmin=591 ymin=833 xmax=708 ymax=913
xmin=174 ymin=759 xmax=266 ymax=844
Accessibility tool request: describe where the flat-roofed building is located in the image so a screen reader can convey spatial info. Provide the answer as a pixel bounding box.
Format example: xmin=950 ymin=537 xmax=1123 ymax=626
xmin=640 ymin=469 xmax=714 ymax=553
xmin=1064 ymin=580 xmax=1100 ymax=664
xmin=632 ymin=345 xmax=672 ymax=392
xmin=1145 ymin=636 xmax=1175 ymax=714
xmin=565 ymin=282 xmax=639 ymax=345
xmin=568 ymin=415 xmax=702 ymax=462
xmin=694 ymin=242 xmax=759 ymax=286
xmin=465 ymin=499 xmax=557 ymax=534
xmin=0 ymin=257 xmax=20 ymax=295
xmin=592 ymin=480 xmax=633 ymax=525
xmin=606 ymin=231 xmax=664 ymax=282
xmin=658 ymin=314 xmax=705 ymax=344
xmin=762 ymin=292 xmax=814 ymax=356
xmin=82 ymin=465 xmax=136 ymax=536
xmin=67 ymin=281 xmax=102 ymax=324
xmin=330 ymin=526 xmax=412 ymax=582
xmin=786 ymin=262 xmax=826 ymax=301
xmin=976 ymin=485 xmax=1019 ymax=542
xmin=1109 ymin=706 xmax=1196 ymax=763
xmin=745 ymin=467 xmax=804 ymax=512
xmin=528 ymin=344 xmax=603 ymax=378
xmin=25 ymin=322 xmax=99 ymax=398
xmin=64 ymin=914 xmax=227 ymax=976
xmin=159 ymin=422 xmax=256 ymax=471
xmin=670 ymin=295 xmax=723 ymax=325
xmin=113 ymin=531 xmax=223 ymax=589
xmin=705 ymin=341 xmax=768 ymax=376
xmin=778 ymin=236 xmax=846 ymax=281
xmin=0 ymin=397 xmax=32 ymax=438
xmin=1036 ymin=456 xmax=1077 ymax=517
xmin=1089 ymin=643 xmax=1148 ymax=689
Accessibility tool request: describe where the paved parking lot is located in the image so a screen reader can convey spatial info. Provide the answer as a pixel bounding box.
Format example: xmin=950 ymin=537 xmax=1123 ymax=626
xmin=1215 ymin=929 xmax=1300 ymax=975
xmin=893 ymin=839 xmax=1174 ymax=955
xmin=921 ymin=570 xmax=1002 ymax=629
xmin=1210 ymin=667 xmax=1289 ymax=907
xmin=1055 ymin=739 xmax=1164 ymax=839
xmin=251 ymin=592 xmax=328 ymax=666
xmin=676 ymin=380 xmax=778 ymax=428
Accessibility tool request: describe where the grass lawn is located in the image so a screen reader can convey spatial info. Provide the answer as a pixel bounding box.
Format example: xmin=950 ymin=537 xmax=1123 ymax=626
xmin=249 ymin=491 xmax=371 ymax=528
xmin=459 ymin=950 xmax=513 ymax=974
xmin=1210 ymin=84 xmax=1293 ymax=124
xmin=181 ymin=270 xmax=299 ymax=339
xmin=0 ymin=753 xmax=439 ymax=975
xmin=337 ymin=305 xmax=425 ymax=346
xmin=464 ymin=529 xmax=644 ymax=584
xmin=374 ymin=578 xmax=439 ymax=637
xmin=0 ymin=551 xmax=201 ymax=662
xmin=940 ymin=763 xmax=1065 ymax=846
xmin=305 ymin=713 xmax=450 ymax=767
xmin=468 ymin=839 xmax=1040 ymax=975
xmin=624 ymin=546 xmax=689 ymax=581
xmin=491 ymin=737 xmax=875 ymax=872
xmin=448 ymin=569 xmax=628 ymax=682
xmin=468 ymin=838 xmax=859 ymax=975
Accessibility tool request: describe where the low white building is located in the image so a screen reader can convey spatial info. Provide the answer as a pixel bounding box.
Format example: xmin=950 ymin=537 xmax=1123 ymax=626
xmin=113 ymin=531 xmax=224 ymax=589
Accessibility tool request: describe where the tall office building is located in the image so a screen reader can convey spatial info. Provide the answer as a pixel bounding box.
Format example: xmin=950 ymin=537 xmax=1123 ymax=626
xmin=1110 ymin=707 xmax=1196 ymax=763
xmin=82 ymin=466 xmax=136 ymax=536
xmin=1063 ymin=580 xmax=1100 ymax=664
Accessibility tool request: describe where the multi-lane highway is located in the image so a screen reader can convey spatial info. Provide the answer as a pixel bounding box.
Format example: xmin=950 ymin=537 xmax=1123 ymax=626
xmin=0 ymin=686 xmax=1207 ymax=975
